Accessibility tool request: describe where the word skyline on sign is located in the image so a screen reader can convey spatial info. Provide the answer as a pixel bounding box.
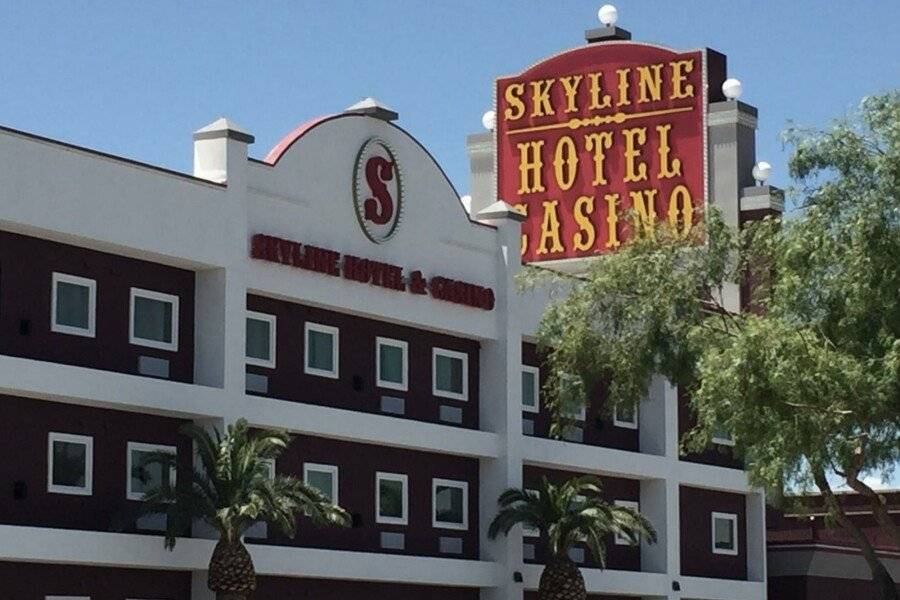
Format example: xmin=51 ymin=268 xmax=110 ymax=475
xmin=496 ymin=43 xmax=713 ymax=264
xmin=250 ymin=234 xmax=495 ymax=311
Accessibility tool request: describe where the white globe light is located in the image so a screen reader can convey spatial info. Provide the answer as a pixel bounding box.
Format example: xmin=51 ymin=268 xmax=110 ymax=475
xmin=752 ymin=161 xmax=772 ymax=184
xmin=722 ymin=78 xmax=743 ymax=101
xmin=481 ymin=110 xmax=496 ymax=131
xmin=598 ymin=4 xmax=618 ymax=26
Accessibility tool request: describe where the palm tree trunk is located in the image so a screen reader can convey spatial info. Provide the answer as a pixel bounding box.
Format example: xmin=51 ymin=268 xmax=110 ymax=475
xmin=208 ymin=539 xmax=257 ymax=599
xmin=539 ymin=556 xmax=586 ymax=600
xmin=814 ymin=467 xmax=899 ymax=600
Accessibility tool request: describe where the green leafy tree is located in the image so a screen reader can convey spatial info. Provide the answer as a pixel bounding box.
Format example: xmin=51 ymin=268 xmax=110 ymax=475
xmin=529 ymin=92 xmax=900 ymax=598
xmin=488 ymin=476 xmax=656 ymax=600
xmin=141 ymin=418 xmax=350 ymax=600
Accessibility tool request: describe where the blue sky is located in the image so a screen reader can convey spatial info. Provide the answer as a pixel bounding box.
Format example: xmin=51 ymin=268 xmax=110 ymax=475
xmin=0 ymin=3 xmax=897 ymax=489
xmin=1 ymin=1 xmax=898 ymax=197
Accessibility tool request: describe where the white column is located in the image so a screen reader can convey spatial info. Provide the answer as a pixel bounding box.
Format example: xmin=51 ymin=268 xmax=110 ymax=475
xmin=746 ymin=490 xmax=767 ymax=583
xmin=476 ymin=202 xmax=526 ymax=600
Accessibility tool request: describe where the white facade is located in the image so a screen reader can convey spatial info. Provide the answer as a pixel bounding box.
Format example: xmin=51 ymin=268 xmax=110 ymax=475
xmin=0 ymin=105 xmax=766 ymax=599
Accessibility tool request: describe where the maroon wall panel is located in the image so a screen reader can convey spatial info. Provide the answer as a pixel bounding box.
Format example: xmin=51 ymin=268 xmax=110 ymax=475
xmin=247 ymin=294 xmax=479 ymax=429
xmin=523 ymin=466 xmax=641 ymax=571
xmin=522 ymin=343 xmax=639 ymax=452
xmin=0 ymin=395 xmax=193 ymax=534
xmin=769 ymin=575 xmax=900 ymax=600
xmin=0 ymin=230 xmax=195 ymax=382
xmin=0 ymin=561 xmax=191 ymax=599
xmin=679 ymin=485 xmax=747 ymax=580
xmin=249 ymin=434 xmax=480 ymax=559
xmin=257 ymin=576 xmax=480 ymax=599
xmin=678 ymin=387 xmax=743 ymax=469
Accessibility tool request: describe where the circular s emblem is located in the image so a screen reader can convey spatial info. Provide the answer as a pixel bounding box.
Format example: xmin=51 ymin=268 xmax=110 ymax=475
xmin=353 ymin=137 xmax=403 ymax=243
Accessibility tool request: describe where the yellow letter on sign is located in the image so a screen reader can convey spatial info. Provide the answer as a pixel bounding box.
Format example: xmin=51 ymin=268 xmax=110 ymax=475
xmin=504 ymin=83 xmax=526 ymax=121
xmin=572 ymin=195 xmax=596 ymax=252
xmin=667 ymin=185 xmax=693 ymax=238
xmin=630 ymin=189 xmax=658 ymax=237
xmin=553 ymin=136 xmax=578 ymax=191
xmin=537 ymin=200 xmax=564 ymax=255
xmin=517 ymin=141 xmax=545 ymax=194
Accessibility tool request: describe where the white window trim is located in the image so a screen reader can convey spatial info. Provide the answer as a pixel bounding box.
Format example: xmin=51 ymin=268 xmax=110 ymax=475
xmin=375 ymin=471 xmax=408 ymax=525
xmin=47 ymin=432 xmax=93 ymax=496
xmin=521 ymin=365 xmax=540 ymax=413
xmin=304 ymin=321 xmax=340 ymax=378
xmin=126 ymin=441 xmax=177 ymax=501
xmin=246 ymin=311 xmax=277 ymax=369
xmin=260 ymin=458 xmax=276 ymax=480
xmin=711 ymin=511 xmax=739 ymax=555
xmin=522 ymin=488 xmax=540 ymax=537
xmin=613 ymin=402 xmax=639 ymax=429
xmin=614 ymin=500 xmax=640 ymax=545
xmin=51 ymin=272 xmax=97 ymax=338
xmin=129 ymin=287 xmax=179 ymax=351
xmin=432 ymin=347 xmax=469 ymax=401
xmin=376 ymin=336 xmax=408 ymax=391
xmin=304 ymin=462 xmax=339 ymax=504
xmin=432 ymin=478 xmax=469 ymax=530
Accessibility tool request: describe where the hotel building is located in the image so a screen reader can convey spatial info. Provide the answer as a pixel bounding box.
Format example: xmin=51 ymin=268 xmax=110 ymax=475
xmin=0 ymin=23 xmax=780 ymax=600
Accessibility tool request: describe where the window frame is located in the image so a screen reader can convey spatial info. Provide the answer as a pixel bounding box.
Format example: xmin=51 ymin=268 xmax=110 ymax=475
xmin=432 ymin=478 xmax=469 ymax=530
xmin=304 ymin=321 xmax=340 ymax=379
xmin=711 ymin=511 xmax=739 ymax=556
xmin=246 ymin=310 xmax=277 ymax=369
xmin=47 ymin=432 xmax=93 ymax=496
xmin=50 ymin=272 xmax=97 ymax=338
xmin=376 ymin=336 xmax=409 ymax=391
xmin=375 ymin=471 xmax=409 ymax=526
xmin=522 ymin=488 xmax=540 ymax=537
xmin=304 ymin=462 xmax=339 ymax=504
xmin=614 ymin=500 xmax=641 ymax=545
xmin=712 ymin=423 xmax=736 ymax=446
xmin=432 ymin=347 xmax=469 ymax=401
xmin=613 ymin=402 xmax=639 ymax=429
xmin=521 ymin=365 xmax=540 ymax=413
xmin=126 ymin=441 xmax=177 ymax=501
xmin=129 ymin=287 xmax=179 ymax=351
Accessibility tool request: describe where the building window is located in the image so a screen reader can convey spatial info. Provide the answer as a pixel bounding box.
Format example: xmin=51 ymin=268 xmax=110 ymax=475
xmin=304 ymin=322 xmax=339 ymax=378
xmin=614 ymin=500 xmax=641 ymax=545
xmin=51 ymin=272 xmax=96 ymax=337
xmin=711 ymin=512 xmax=739 ymax=555
xmin=432 ymin=478 xmax=468 ymax=530
xmin=712 ymin=422 xmax=735 ymax=446
xmin=304 ymin=463 xmax=339 ymax=504
xmin=376 ymin=472 xmax=408 ymax=525
xmin=47 ymin=432 xmax=93 ymax=495
xmin=376 ymin=337 xmax=408 ymax=391
xmin=260 ymin=458 xmax=275 ymax=480
xmin=246 ymin=311 xmax=276 ymax=368
xmin=126 ymin=442 xmax=176 ymax=501
xmin=432 ymin=348 xmax=468 ymax=401
xmin=613 ymin=402 xmax=638 ymax=429
xmin=522 ymin=488 xmax=540 ymax=537
xmin=522 ymin=366 xmax=539 ymax=413
xmin=129 ymin=288 xmax=179 ymax=351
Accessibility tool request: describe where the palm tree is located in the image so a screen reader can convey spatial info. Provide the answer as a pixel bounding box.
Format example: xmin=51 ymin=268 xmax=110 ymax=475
xmin=488 ymin=475 xmax=656 ymax=600
xmin=141 ymin=418 xmax=349 ymax=600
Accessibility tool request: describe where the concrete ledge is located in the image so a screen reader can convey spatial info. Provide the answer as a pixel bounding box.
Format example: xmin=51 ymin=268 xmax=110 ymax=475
xmin=0 ymin=525 xmax=498 ymax=588
xmin=523 ymin=436 xmax=669 ymax=480
xmin=0 ymin=354 xmax=224 ymax=419
xmin=679 ymin=576 xmax=767 ymax=600
xmin=243 ymin=394 xmax=501 ymax=459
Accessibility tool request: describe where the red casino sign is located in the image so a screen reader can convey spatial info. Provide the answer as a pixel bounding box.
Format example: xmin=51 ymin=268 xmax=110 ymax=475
xmin=496 ymin=43 xmax=711 ymax=263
